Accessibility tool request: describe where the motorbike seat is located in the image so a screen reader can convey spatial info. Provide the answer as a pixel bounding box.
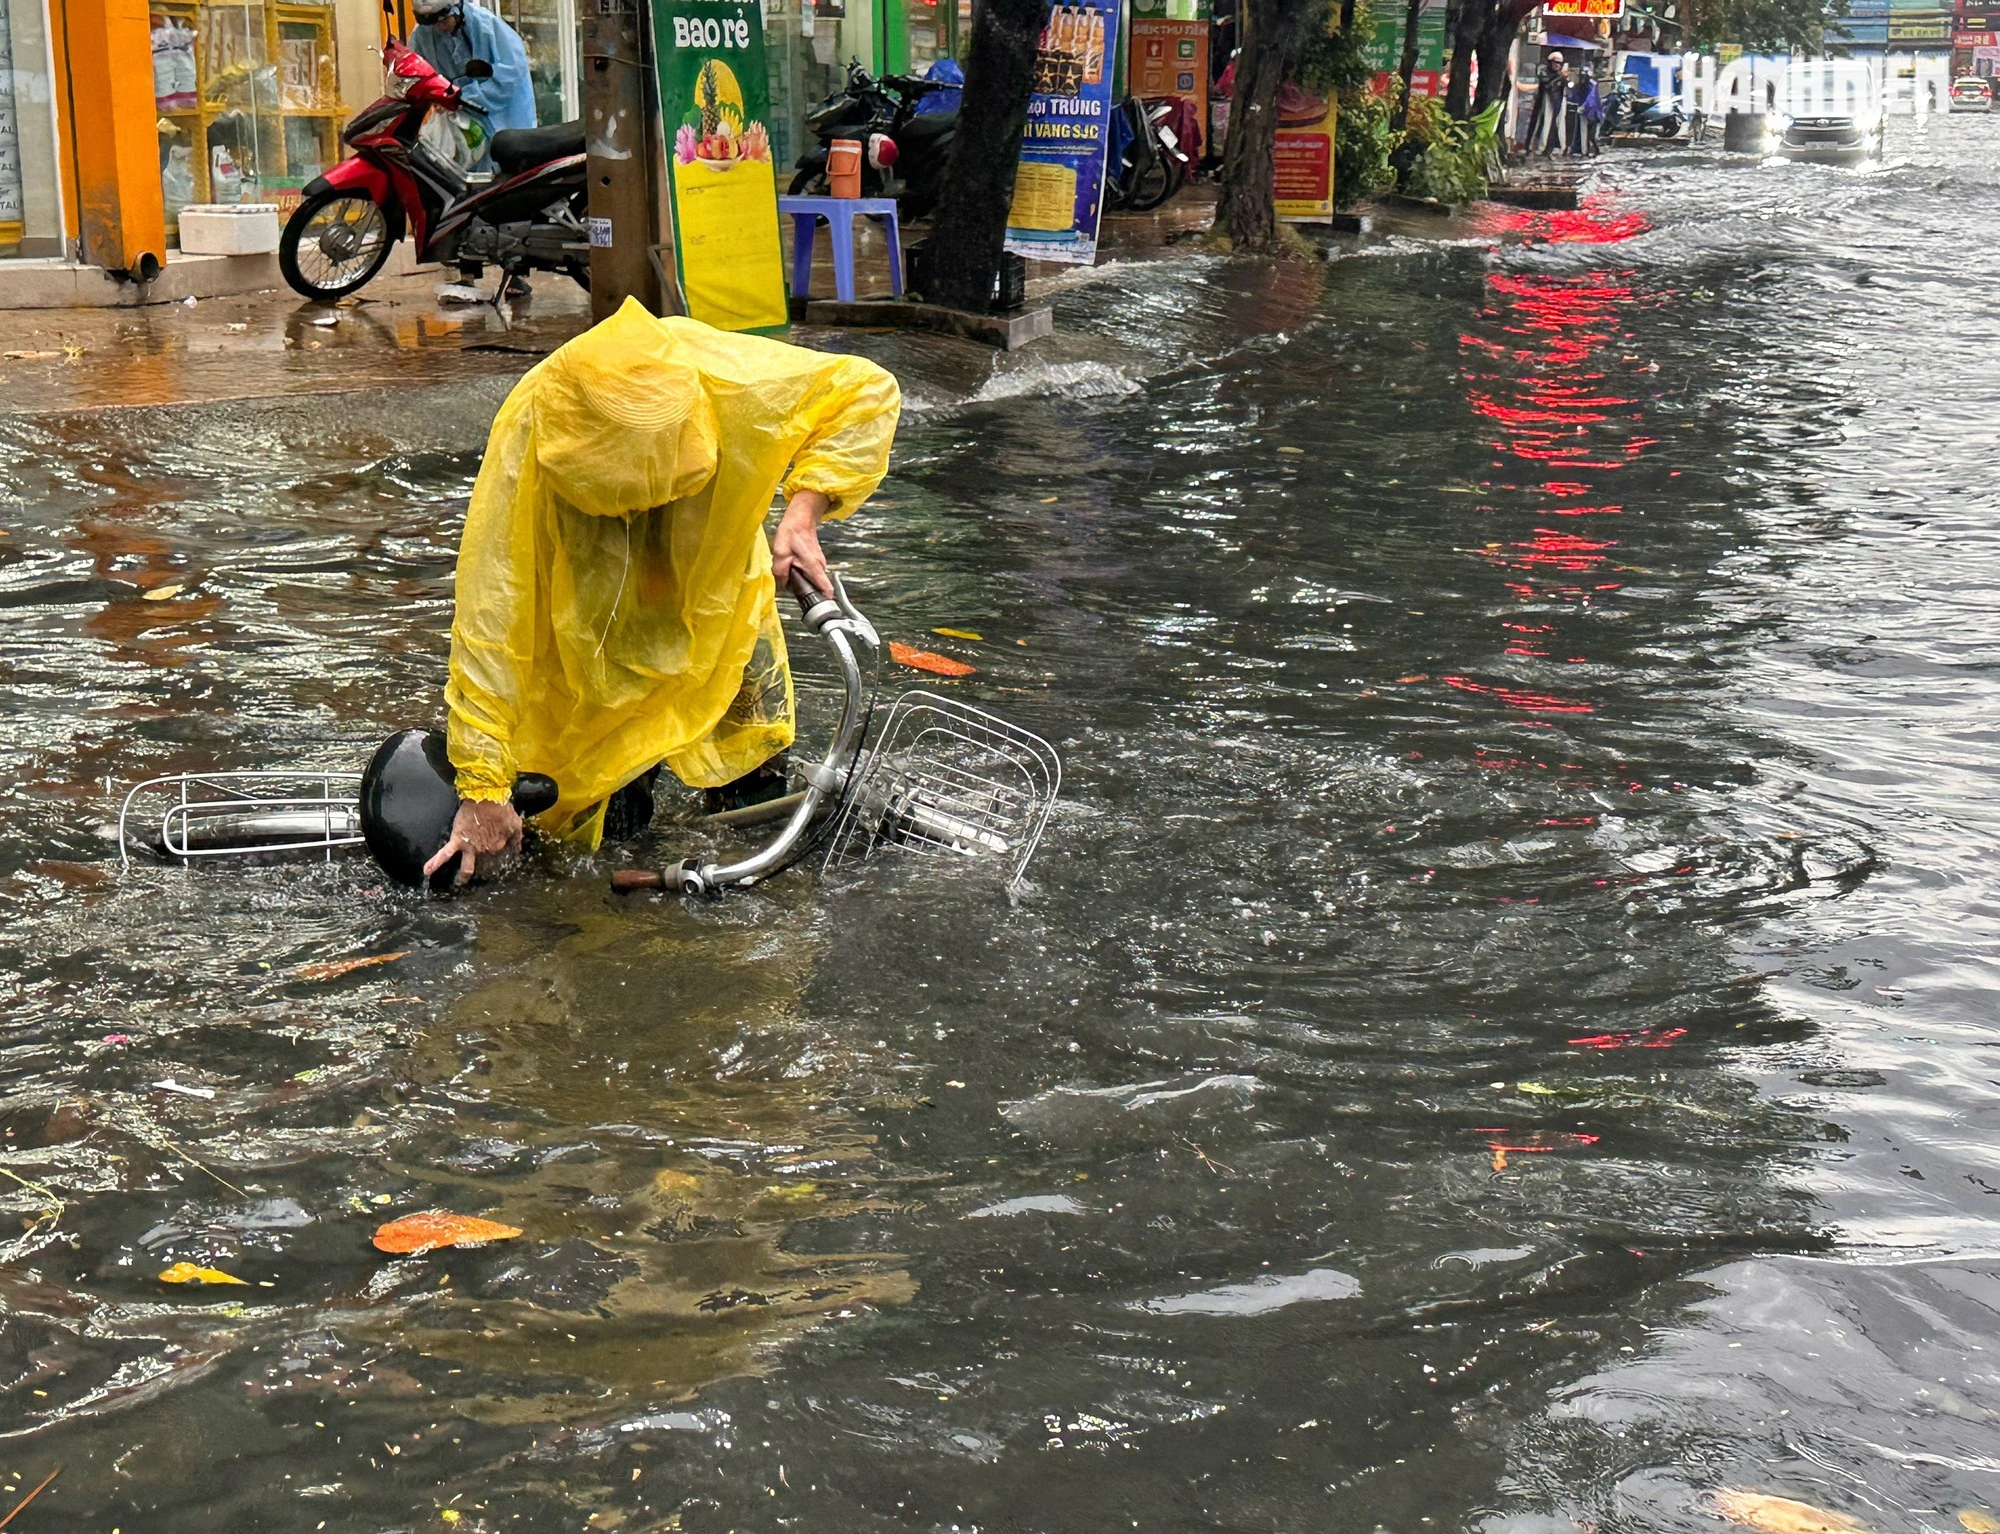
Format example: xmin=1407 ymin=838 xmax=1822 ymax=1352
xmin=490 ymin=120 xmax=586 ymax=177
xmin=898 ymin=113 xmax=956 ymax=149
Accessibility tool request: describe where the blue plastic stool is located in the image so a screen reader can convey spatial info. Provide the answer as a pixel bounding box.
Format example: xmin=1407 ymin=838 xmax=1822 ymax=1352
xmin=778 ymin=195 xmax=904 ymax=304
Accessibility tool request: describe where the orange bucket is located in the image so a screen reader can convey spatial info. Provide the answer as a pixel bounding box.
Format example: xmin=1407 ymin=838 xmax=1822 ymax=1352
xmin=827 ymin=138 xmax=864 ymax=199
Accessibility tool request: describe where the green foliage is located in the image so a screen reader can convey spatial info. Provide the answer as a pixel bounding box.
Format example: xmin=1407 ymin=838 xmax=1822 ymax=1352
xmin=1402 ymin=98 xmax=1499 ymax=203
xmin=1295 ymin=0 xmax=1377 ymax=97
xmin=1334 ymin=84 xmax=1399 ymax=205
xmin=1685 ymin=0 xmax=1849 ymax=51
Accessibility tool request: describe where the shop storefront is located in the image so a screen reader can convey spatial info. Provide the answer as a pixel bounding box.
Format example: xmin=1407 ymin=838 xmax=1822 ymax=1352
xmin=148 ymin=0 xmax=392 ymax=242
xmin=501 ymin=0 xmax=581 ymax=123
xmin=759 ymin=0 xmax=960 ymax=175
xmin=2 ymin=0 xmax=955 ymax=295
xmin=1953 ymin=3 xmax=2000 ymax=81
xmin=0 ymin=0 xmax=68 ymax=258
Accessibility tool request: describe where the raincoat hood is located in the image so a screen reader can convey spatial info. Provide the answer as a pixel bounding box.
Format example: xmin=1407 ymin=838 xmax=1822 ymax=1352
xmin=444 ymin=299 xmax=901 ymax=842
xmin=531 ymin=303 xmax=720 ymax=515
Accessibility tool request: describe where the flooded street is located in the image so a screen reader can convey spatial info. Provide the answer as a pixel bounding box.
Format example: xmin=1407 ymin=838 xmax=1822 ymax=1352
xmin=4 ymin=114 xmax=2000 ymax=1531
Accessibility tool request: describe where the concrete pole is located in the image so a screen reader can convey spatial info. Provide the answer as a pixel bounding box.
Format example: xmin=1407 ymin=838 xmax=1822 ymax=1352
xmin=583 ymin=0 xmax=667 ymax=318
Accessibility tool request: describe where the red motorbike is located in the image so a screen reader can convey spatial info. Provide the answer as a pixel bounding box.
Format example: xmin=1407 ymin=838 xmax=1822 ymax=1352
xmin=279 ymin=39 xmax=590 ymax=302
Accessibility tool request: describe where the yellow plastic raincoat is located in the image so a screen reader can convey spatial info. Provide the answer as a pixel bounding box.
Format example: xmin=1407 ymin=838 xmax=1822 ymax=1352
xmin=444 ymin=297 xmax=900 ymax=844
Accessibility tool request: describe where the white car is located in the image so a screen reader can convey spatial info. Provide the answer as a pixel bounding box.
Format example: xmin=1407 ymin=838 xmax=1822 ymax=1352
xmin=1950 ymin=75 xmax=1994 ymax=111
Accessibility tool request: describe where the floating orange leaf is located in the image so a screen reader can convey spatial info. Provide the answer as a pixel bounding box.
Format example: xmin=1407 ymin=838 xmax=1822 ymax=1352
xmin=296 ymin=950 xmax=409 ymax=982
xmin=1471 ymin=1128 xmax=1599 ymax=1174
xmin=890 ymin=642 xmax=975 ymax=678
xmin=372 ymin=1210 xmax=522 ymax=1255
xmin=1710 ymin=1490 xmax=1877 ymax=1534
xmin=159 ymin=1261 xmax=248 ymax=1285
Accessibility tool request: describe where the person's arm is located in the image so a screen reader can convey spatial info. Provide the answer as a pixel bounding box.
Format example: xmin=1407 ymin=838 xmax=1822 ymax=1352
xmin=764 ymin=354 xmax=900 ymax=592
xmin=771 ymin=490 xmax=833 ymax=592
xmin=659 ymin=326 xmax=900 ymax=595
xmin=426 ymin=402 xmax=536 ymax=883
xmin=779 ymin=354 xmax=899 ymax=506
xmin=456 ymin=7 xmax=531 ymax=118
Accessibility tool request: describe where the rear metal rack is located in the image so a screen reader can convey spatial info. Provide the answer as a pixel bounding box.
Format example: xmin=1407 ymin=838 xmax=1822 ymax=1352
xmin=116 ymin=770 xmax=365 ymax=872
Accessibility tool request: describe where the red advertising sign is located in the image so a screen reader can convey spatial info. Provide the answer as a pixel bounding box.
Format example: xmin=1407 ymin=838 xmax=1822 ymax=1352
xmin=1274 ymin=97 xmax=1335 ymax=219
xmin=1955 ymin=28 xmax=1999 ymax=42
xmin=1541 ymin=0 xmax=1622 ymax=14
xmin=1272 ymin=130 xmax=1330 ymax=201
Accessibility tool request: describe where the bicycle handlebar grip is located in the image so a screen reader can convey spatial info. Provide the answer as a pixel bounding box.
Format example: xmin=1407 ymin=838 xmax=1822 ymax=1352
xmin=509 ymin=773 xmax=559 ymax=818
xmin=611 ymin=868 xmax=666 ymax=893
xmin=786 ymin=566 xmax=831 ymax=614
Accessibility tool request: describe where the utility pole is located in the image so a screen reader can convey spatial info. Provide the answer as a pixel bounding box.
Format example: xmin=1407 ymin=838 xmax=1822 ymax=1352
xmin=582 ymin=0 xmax=667 ymax=318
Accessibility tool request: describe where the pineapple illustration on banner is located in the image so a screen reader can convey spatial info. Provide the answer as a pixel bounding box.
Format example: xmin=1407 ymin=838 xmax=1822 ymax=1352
xmin=652 ymin=0 xmax=788 ymax=331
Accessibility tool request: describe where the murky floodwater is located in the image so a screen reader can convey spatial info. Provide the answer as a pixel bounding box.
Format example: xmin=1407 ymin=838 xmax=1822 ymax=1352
xmin=4 ymin=116 xmax=2000 ymax=1532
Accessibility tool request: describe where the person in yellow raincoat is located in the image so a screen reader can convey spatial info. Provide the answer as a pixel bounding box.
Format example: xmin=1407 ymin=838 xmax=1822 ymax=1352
xmin=423 ymin=297 xmax=901 ymax=883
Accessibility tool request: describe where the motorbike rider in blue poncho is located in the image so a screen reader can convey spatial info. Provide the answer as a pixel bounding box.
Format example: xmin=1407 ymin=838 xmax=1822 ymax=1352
xmin=410 ymin=0 xmax=538 ymax=139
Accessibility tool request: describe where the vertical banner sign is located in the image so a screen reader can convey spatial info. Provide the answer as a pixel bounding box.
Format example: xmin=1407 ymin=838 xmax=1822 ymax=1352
xmin=1128 ymin=0 xmax=1209 ymax=131
xmin=651 ymin=0 xmax=790 ymax=332
xmin=1273 ymin=91 xmax=1336 ymax=221
xmin=1005 ymin=0 xmax=1121 ymax=266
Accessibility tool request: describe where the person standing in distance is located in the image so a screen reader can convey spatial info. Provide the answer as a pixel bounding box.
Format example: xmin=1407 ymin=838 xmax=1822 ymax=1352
xmin=409 ymin=0 xmax=538 ymax=137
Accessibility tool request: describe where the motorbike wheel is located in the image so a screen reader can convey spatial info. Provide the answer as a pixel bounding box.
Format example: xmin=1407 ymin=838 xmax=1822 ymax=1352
xmin=789 ymin=167 xmax=831 ymax=196
xmin=1124 ymin=158 xmax=1177 ymax=213
xmin=280 ymin=190 xmax=395 ymax=301
xmin=566 ymin=260 xmax=592 ymax=293
xmin=1654 ymin=116 xmax=1683 ymax=138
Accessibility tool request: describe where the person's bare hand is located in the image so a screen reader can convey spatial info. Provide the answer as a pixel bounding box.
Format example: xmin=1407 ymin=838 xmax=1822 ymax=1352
xmin=422 ymin=798 xmax=522 ymax=886
xmin=771 ymin=490 xmax=831 ymax=596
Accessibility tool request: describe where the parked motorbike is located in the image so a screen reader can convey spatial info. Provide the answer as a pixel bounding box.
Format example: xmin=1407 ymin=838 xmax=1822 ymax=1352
xmin=789 ymin=64 xmax=958 ymax=220
xmin=278 ymin=38 xmax=590 ymax=302
xmin=1606 ymin=85 xmax=1685 ymax=138
xmin=1106 ymin=95 xmax=1190 ymax=213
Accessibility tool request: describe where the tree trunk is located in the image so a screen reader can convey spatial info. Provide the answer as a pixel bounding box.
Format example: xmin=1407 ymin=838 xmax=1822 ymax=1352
xmin=1443 ymin=0 xmax=1476 ymax=118
xmin=927 ymin=0 xmax=1053 ymax=313
xmin=1472 ymin=18 xmax=1514 ymax=113
xmin=1213 ymin=0 xmax=1287 ymax=251
xmin=1472 ymin=0 xmax=1534 ymax=114
xmin=1390 ymin=0 xmax=1423 ymax=131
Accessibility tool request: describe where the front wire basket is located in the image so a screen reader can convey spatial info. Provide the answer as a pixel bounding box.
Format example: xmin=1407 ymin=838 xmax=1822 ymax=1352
xmin=116 ymin=770 xmax=365 ymax=871
xmin=824 ymin=689 xmax=1060 ymax=892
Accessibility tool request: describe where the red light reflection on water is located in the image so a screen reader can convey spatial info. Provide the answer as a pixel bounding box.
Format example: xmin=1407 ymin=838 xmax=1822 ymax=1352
xmin=1443 ymin=259 xmax=1667 ymax=728
xmin=1568 ymin=1027 xmax=1687 ymax=1050
xmin=1489 ymin=191 xmax=1654 ymax=246
xmin=1430 ymin=238 xmax=1680 ymax=924
xmin=1442 ymin=675 xmax=1595 ymax=715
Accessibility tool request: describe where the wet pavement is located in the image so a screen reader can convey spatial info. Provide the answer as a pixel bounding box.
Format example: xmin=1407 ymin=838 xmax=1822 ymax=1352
xmin=0 ymin=193 xmax=1216 ymax=418
xmin=3 ymin=116 xmax=2000 ymax=1532
xmin=0 ymin=269 xmax=595 ymax=415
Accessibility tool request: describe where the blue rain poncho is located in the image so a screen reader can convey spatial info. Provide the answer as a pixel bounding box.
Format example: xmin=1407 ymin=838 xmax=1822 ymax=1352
xmin=412 ymin=0 xmax=538 ymax=134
